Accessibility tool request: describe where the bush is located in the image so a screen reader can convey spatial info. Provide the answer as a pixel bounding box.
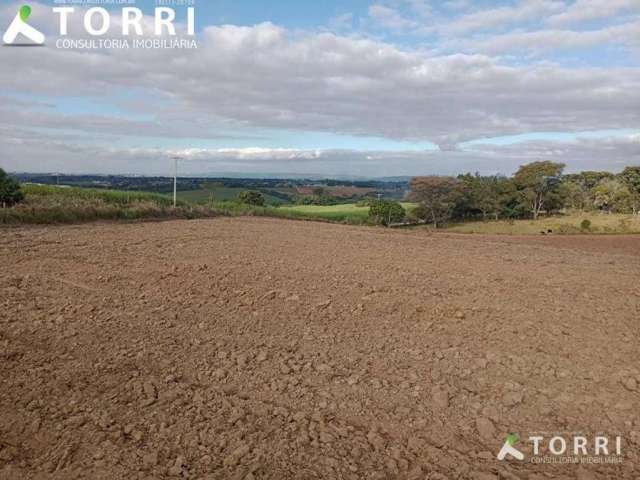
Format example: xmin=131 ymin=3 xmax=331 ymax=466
xmin=368 ymin=200 xmax=405 ymax=226
xmin=0 ymin=168 xmax=24 ymax=207
xmin=238 ymin=190 xmax=265 ymax=206
xmin=580 ymin=219 xmax=592 ymax=231
xmin=557 ymin=223 xmax=580 ymax=234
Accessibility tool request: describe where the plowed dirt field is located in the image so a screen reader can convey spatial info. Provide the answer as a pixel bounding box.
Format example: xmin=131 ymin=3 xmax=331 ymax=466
xmin=1 ymin=218 xmax=639 ymax=479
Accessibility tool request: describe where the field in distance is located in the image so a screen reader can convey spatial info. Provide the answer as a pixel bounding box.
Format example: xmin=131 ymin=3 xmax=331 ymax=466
xmin=278 ymin=202 xmax=417 ymax=222
xmin=177 ymin=183 xmax=287 ymax=205
xmin=3 ymin=185 xmax=640 ymax=234
xmin=446 ymin=212 xmax=640 ymax=235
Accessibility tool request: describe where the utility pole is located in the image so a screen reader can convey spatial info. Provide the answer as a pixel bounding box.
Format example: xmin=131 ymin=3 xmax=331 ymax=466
xmin=171 ymin=156 xmax=183 ymax=207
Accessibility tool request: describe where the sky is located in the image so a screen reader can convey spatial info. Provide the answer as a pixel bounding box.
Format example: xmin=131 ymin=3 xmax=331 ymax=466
xmin=0 ymin=0 xmax=639 ymax=177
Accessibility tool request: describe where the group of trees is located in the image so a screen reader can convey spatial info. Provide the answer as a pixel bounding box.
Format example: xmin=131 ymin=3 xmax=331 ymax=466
xmin=0 ymin=168 xmax=24 ymax=208
xmin=409 ymin=162 xmax=640 ymax=227
xmin=368 ymin=199 xmax=406 ymax=226
xmin=237 ymin=190 xmax=265 ymax=206
xmin=294 ymin=187 xmax=341 ymax=206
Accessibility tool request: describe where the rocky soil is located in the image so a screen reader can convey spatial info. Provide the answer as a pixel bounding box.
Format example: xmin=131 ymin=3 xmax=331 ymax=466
xmin=1 ymin=217 xmax=639 ymax=479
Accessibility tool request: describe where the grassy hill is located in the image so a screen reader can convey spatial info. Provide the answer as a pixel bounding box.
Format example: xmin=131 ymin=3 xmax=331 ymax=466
xmin=0 ymin=184 xmax=217 ymax=225
xmin=445 ymin=212 xmax=640 ymax=235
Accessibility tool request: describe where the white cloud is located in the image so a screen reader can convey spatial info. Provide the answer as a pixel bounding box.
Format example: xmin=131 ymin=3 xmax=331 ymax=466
xmin=547 ymin=0 xmax=640 ymax=26
xmin=2 ymin=21 xmax=638 ymax=149
xmin=0 ymin=2 xmax=639 ymax=176
xmin=328 ymin=13 xmax=354 ymax=32
xmin=2 ymin=126 xmax=638 ymax=176
xmin=368 ymin=4 xmax=418 ymax=30
xmin=436 ymin=0 xmax=565 ymax=35
xmin=447 ymin=19 xmax=640 ymax=54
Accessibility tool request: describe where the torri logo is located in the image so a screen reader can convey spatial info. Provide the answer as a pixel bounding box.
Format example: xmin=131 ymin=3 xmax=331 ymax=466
xmin=496 ymin=432 xmax=624 ymax=464
xmin=497 ymin=433 xmax=525 ymax=461
xmin=3 ymin=3 xmax=197 ymax=50
xmin=3 ymin=5 xmax=45 ymax=46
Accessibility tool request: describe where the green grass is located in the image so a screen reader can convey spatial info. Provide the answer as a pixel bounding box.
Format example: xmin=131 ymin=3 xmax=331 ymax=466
xmin=1 ymin=185 xmax=379 ymax=226
xmin=0 ymin=184 xmax=219 ymax=225
xmin=178 ymin=186 xmax=286 ymax=205
xmin=278 ymin=202 xmax=417 ymax=223
xmin=21 ymin=184 xmax=182 ymax=206
xmin=444 ymin=212 xmax=640 ymax=235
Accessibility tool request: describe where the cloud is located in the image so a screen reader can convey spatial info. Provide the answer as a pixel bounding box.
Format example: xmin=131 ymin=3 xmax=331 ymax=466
xmin=437 ymin=0 xmax=565 ymax=35
xmin=467 ymin=134 xmax=640 ymax=172
xmin=547 ymin=0 xmax=640 ymax=26
xmin=446 ymin=19 xmax=640 ymax=54
xmin=368 ymin=4 xmax=418 ymax=30
xmin=402 ymin=0 xmax=434 ymax=18
xmin=1 ymin=20 xmax=638 ymax=150
xmin=328 ymin=13 xmax=354 ymax=32
xmin=2 ymin=127 xmax=638 ymax=176
xmin=0 ymin=2 xmax=639 ymax=176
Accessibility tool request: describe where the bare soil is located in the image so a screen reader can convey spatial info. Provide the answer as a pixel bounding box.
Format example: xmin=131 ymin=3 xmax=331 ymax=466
xmin=1 ymin=218 xmax=639 ymax=480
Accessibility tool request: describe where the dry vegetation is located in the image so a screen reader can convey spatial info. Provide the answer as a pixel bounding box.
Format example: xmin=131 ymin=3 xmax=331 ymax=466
xmin=445 ymin=212 xmax=640 ymax=235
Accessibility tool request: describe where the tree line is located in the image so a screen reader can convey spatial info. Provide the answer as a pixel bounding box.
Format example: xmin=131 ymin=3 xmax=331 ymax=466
xmin=408 ymin=162 xmax=640 ymax=227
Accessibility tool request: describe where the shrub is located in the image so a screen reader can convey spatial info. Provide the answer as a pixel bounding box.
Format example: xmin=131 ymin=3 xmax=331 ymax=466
xmin=557 ymin=223 xmax=580 ymax=234
xmin=238 ymin=190 xmax=265 ymax=206
xmin=580 ymin=219 xmax=592 ymax=231
xmin=368 ymin=200 xmax=405 ymax=226
xmin=0 ymin=168 xmax=24 ymax=207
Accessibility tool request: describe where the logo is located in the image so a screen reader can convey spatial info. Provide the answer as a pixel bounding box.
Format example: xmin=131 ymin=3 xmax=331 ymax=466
xmin=3 ymin=5 xmax=45 ymax=46
xmin=496 ymin=432 xmax=624 ymax=464
xmin=497 ymin=433 xmax=524 ymax=461
xmin=3 ymin=4 xmax=197 ymax=50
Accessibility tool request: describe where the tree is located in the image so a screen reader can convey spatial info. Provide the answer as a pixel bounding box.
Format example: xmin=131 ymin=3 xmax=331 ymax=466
xmin=237 ymin=190 xmax=265 ymax=206
xmin=0 ymin=168 xmax=24 ymax=208
xmin=492 ymin=177 xmax=525 ymax=219
xmin=513 ymin=161 xmax=565 ymax=220
xmin=560 ymin=180 xmax=589 ymax=211
xmin=312 ymin=186 xmax=326 ymax=197
xmin=409 ymin=176 xmax=462 ymax=227
xmin=457 ymin=173 xmax=506 ymax=220
xmin=620 ymin=166 xmax=640 ymax=214
xmin=593 ymin=179 xmax=632 ymax=214
xmin=368 ymin=199 xmax=405 ymax=226
xmin=577 ymin=171 xmax=615 ymax=190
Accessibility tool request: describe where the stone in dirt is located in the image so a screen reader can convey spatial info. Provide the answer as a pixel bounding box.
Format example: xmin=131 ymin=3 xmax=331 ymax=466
xmin=475 ymin=417 xmax=496 ymax=442
xmin=431 ymin=387 xmax=449 ymax=409
xmin=623 ymin=377 xmax=637 ymax=391
xmin=142 ymin=451 xmax=158 ymax=468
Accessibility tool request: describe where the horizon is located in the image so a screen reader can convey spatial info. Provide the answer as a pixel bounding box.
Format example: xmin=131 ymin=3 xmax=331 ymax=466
xmin=1 ymin=1 xmax=639 ymax=176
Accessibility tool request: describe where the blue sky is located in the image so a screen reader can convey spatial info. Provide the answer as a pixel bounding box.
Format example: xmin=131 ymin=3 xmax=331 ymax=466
xmin=0 ymin=0 xmax=638 ymax=176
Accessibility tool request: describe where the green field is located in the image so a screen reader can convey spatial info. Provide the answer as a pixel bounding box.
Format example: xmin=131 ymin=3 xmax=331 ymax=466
xmin=22 ymin=184 xmax=180 ymax=206
xmin=278 ymin=202 xmax=417 ymax=223
xmin=0 ymin=184 xmax=215 ymax=225
xmin=444 ymin=212 xmax=640 ymax=235
xmin=177 ymin=185 xmax=286 ymax=205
